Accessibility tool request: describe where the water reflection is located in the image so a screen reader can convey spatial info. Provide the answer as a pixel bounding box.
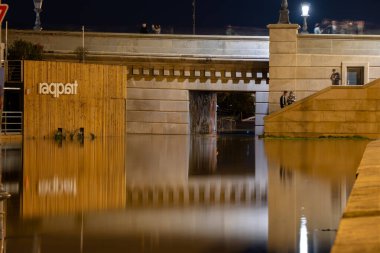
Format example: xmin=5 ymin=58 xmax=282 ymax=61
xmin=0 ymin=136 xmax=370 ymax=253
xmin=23 ymin=138 xmax=126 ymax=217
xmin=265 ymin=139 xmax=369 ymax=253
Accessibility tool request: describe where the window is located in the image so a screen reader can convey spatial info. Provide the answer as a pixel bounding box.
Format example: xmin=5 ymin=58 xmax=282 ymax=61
xmin=342 ymin=62 xmax=368 ymax=86
xmin=347 ymin=67 xmax=364 ymax=85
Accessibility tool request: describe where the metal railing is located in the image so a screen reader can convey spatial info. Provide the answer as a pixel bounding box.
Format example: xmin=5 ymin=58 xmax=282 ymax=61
xmin=4 ymin=61 xmax=23 ymax=83
xmin=1 ymin=111 xmax=22 ymax=134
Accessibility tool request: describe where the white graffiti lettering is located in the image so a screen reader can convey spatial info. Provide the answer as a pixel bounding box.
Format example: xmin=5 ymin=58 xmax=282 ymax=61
xmin=38 ymin=81 xmax=78 ymax=98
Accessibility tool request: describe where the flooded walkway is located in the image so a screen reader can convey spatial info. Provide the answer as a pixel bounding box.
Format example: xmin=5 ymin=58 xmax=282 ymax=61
xmin=0 ymin=135 xmax=370 ymax=252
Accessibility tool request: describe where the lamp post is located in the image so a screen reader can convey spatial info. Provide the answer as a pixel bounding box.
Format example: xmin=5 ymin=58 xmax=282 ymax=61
xmin=33 ymin=0 xmax=43 ymax=31
xmin=278 ymin=0 xmax=290 ymax=24
xmin=301 ymin=3 xmax=310 ymax=33
xmin=192 ymin=0 xmax=196 ymax=34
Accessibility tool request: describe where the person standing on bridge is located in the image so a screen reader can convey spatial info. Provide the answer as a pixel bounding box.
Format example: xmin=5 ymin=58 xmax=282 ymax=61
xmin=280 ymin=91 xmax=288 ymax=108
xmin=140 ymin=23 xmax=149 ymax=33
xmin=287 ymin=91 xmax=296 ymax=105
xmin=330 ymin=69 xmax=341 ymax=85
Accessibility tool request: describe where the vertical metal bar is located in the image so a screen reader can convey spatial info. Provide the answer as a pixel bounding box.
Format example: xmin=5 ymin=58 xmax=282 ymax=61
xmin=20 ymin=60 xmax=23 ymax=82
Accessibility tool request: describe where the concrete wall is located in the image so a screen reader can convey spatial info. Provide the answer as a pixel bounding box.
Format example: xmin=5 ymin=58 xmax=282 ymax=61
xmin=7 ymin=30 xmax=269 ymax=60
xmin=127 ymin=75 xmax=268 ymax=135
xmin=265 ymin=79 xmax=380 ymax=138
xmin=268 ymin=24 xmax=380 ymax=113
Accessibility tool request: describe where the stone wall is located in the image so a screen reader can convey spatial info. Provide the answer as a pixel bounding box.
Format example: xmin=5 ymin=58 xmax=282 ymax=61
xmin=331 ymin=139 xmax=380 ymax=253
xmin=264 ymin=79 xmax=380 ymax=138
xmin=268 ymin=24 xmax=380 ymax=114
xmin=7 ymin=29 xmax=269 ymax=60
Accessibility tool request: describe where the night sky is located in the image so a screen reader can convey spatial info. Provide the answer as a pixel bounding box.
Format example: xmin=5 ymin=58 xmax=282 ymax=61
xmin=2 ymin=0 xmax=380 ymax=32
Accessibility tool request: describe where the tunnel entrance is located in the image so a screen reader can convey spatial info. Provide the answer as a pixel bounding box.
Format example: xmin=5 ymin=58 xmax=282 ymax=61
xmin=189 ymin=91 xmax=255 ymax=135
xmin=217 ymin=92 xmax=255 ymax=134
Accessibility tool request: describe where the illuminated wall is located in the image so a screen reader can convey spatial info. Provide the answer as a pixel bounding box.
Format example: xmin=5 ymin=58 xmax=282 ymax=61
xmin=23 ymin=61 xmax=127 ymax=138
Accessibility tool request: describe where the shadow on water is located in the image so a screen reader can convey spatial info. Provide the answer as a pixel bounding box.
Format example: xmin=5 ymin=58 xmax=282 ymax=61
xmin=0 ymin=136 xmax=371 ymax=253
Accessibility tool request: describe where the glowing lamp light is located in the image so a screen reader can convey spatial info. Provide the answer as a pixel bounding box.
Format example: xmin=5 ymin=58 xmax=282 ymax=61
xmin=301 ymin=3 xmax=310 ymax=33
xmin=301 ymin=3 xmax=310 ymax=17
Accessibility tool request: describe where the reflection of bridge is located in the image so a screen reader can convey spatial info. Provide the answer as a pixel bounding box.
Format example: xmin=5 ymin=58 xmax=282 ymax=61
xmin=126 ymin=178 xmax=267 ymax=207
xmin=8 ymin=30 xmax=270 ymax=134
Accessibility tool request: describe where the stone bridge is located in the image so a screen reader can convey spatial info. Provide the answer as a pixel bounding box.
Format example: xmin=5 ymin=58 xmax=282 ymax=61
xmin=8 ymin=30 xmax=270 ymax=134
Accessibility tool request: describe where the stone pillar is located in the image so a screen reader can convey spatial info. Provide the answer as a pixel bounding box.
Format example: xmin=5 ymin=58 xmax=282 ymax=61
xmin=189 ymin=91 xmax=217 ymax=134
xmin=267 ymin=24 xmax=299 ymax=113
xmin=255 ymin=91 xmax=269 ymax=135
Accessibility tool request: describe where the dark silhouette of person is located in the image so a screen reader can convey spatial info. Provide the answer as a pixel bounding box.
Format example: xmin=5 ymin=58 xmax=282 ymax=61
xmin=287 ymin=91 xmax=296 ymax=105
xmin=330 ymin=69 xmax=341 ymax=85
xmin=280 ymin=91 xmax=288 ymax=108
xmin=140 ymin=23 xmax=149 ymax=33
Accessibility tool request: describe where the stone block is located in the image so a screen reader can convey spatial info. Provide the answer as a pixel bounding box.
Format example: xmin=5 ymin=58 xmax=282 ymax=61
xmin=132 ymin=68 xmax=140 ymax=75
xmin=127 ymin=111 xmax=189 ymax=124
xmin=127 ymin=88 xmax=189 ymax=101
xmin=255 ymin=126 xmax=264 ymax=135
xmin=270 ymin=42 xmax=297 ymax=54
xmin=322 ymin=111 xmax=347 ymax=122
xmin=194 ymin=70 xmax=201 ymax=77
xmin=286 ymin=122 xmax=315 ymax=133
xmin=296 ymin=55 xmax=312 ymax=66
xmin=255 ymin=115 xmax=265 ymax=126
xmin=255 ymin=103 xmax=269 ymax=114
xmin=245 ymin=72 xmax=253 ymax=78
xmin=269 ymin=26 xmax=299 ymax=42
xmin=143 ymin=68 xmax=150 ymax=75
xmin=270 ymin=67 xmax=296 ymax=79
xmin=269 ymin=79 xmax=296 ymax=92
xmin=296 ymin=66 xmax=335 ymax=79
xmin=268 ymin=103 xmax=281 ymax=114
xmin=127 ymin=122 xmax=189 ymax=135
xmin=164 ymin=69 xmax=171 ymax=76
xmin=235 ymin=72 xmax=242 ymax=78
xmin=224 ymin=71 xmax=232 ymax=78
xmin=284 ymin=111 xmax=322 ymax=122
xmin=174 ymin=70 xmax=182 ymax=76
xmin=205 ymin=71 xmax=211 ymax=77
xmin=298 ymin=38 xmax=333 ymax=50
xmin=255 ymin=92 xmax=269 ymax=103
xmin=311 ymin=122 xmax=336 ymax=133
xmin=215 ymin=71 xmax=222 ymax=78
xmin=295 ymin=79 xmax=330 ymax=91
xmin=153 ymin=69 xmax=160 ymax=76
xmin=270 ymin=54 xmax=297 ymax=67
xmin=184 ymin=70 xmax=191 ymax=77
xmin=264 ymin=121 xmax=289 ymax=133
xmin=127 ymin=100 xmax=189 ymax=112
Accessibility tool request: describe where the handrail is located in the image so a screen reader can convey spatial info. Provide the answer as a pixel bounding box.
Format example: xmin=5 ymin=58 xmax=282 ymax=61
xmin=1 ymin=111 xmax=22 ymax=134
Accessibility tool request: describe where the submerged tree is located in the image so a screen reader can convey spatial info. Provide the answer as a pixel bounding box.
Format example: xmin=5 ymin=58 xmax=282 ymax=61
xmin=8 ymin=39 xmax=44 ymax=60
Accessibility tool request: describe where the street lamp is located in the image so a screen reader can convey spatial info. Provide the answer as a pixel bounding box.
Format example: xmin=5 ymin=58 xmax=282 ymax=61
xmin=33 ymin=0 xmax=43 ymax=31
xmin=301 ymin=3 xmax=310 ymax=33
xmin=278 ymin=0 xmax=290 ymax=24
xmin=192 ymin=0 xmax=196 ymax=34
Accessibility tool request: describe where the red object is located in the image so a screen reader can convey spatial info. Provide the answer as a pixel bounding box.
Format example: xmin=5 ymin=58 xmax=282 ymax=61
xmin=0 ymin=4 xmax=8 ymax=23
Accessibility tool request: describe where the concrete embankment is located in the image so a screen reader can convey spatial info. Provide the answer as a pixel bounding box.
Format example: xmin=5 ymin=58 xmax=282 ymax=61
xmin=331 ymin=140 xmax=380 ymax=253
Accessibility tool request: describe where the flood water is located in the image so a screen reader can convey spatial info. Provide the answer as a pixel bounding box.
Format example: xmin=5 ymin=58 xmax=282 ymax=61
xmin=0 ymin=135 xmax=370 ymax=253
